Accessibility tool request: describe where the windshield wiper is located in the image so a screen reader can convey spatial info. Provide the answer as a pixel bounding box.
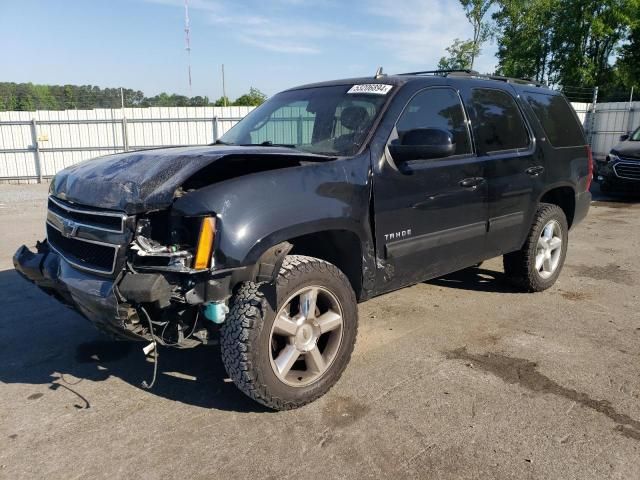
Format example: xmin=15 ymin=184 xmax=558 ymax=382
xmin=212 ymin=139 xmax=233 ymax=145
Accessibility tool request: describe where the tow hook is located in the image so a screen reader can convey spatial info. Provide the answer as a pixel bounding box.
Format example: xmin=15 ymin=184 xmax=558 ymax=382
xmin=203 ymin=301 xmax=229 ymax=324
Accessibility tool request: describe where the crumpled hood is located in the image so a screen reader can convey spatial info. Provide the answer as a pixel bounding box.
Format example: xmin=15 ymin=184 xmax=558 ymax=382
xmin=50 ymin=145 xmax=329 ymax=214
xmin=612 ymin=141 xmax=640 ymax=160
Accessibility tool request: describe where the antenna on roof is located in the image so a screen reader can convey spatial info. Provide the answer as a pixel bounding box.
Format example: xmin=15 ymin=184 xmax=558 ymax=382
xmin=374 ymin=66 xmax=385 ymax=79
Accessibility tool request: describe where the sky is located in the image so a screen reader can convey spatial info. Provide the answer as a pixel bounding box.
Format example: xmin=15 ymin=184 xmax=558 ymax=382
xmin=0 ymin=0 xmax=498 ymax=100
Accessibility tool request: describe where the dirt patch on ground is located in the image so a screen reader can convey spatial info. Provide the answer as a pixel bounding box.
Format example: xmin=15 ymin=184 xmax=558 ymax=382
xmin=322 ymin=395 xmax=370 ymax=428
xmin=591 ymin=200 xmax=638 ymax=209
xmin=558 ymin=290 xmax=591 ymax=301
xmin=445 ymin=347 xmax=640 ymax=441
xmin=570 ymin=263 xmax=634 ymax=285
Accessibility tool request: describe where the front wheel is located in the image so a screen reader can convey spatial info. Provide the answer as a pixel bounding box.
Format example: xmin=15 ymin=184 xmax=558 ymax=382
xmin=220 ymin=255 xmax=358 ymax=410
xmin=503 ymin=203 xmax=568 ymax=292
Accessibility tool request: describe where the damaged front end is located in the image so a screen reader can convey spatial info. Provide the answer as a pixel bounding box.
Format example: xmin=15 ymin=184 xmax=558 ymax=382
xmin=14 ymin=195 xmax=233 ymax=348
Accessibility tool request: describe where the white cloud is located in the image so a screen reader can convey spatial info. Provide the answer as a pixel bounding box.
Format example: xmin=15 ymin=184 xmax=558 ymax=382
xmin=240 ymin=36 xmax=321 ymax=54
xmin=143 ymin=0 xmax=497 ymax=68
xmin=360 ymin=0 xmax=471 ymax=66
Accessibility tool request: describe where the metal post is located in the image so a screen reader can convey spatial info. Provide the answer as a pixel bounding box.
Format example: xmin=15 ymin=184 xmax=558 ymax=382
xmin=627 ymin=86 xmax=635 ymax=136
xmin=588 ymin=86 xmax=599 ymax=147
xmin=296 ymin=115 xmax=303 ymax=144
xmin=213 ymin=117 xmax=219 ymax=141
xmin=121 ymin=87 xmax=129 ymax=152
xmin=30 ymin=119 xmax=43 ymax=183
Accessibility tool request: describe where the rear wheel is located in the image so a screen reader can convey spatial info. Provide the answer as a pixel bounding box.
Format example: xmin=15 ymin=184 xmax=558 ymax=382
xmin=503 ymin=203 xmax=568 ymax=292
xmin=220 ymin=255 xmax=358 ymax=410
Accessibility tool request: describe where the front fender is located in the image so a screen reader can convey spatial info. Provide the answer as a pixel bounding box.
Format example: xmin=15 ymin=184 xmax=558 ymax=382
xmin=172 ymin=153 xmax=372 ymax=269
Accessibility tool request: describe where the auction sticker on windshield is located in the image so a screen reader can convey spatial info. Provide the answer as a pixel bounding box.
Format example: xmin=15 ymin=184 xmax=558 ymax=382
xmin=347 ymin=84 xmax=393 ymax=95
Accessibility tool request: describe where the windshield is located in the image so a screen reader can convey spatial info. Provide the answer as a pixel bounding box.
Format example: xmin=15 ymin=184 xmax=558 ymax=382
xmin=219 ymin=85 xmax=391 ymax=156
xmin=631 ymin=127 xmax=640 ymax=141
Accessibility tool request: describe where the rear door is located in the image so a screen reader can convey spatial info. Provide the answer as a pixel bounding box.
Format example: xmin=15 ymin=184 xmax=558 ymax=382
xmin=372 ymin=86 xmax=488 ymax=291
xmin=458 ymin=84 xmax=541 ymax=256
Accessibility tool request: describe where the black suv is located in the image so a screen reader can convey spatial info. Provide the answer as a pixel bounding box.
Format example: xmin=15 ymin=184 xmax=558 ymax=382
xmin=14 ymin=70 xmax=592 ymax=410
xmin=596 ymin=126 xmax=640 ymax=194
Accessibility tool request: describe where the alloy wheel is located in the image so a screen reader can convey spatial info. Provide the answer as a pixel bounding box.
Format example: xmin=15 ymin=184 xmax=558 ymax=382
xmin=269 ymin=286 xmax=344 ymax=387
xmin=535 ymin=220 xmax=563 ymax=279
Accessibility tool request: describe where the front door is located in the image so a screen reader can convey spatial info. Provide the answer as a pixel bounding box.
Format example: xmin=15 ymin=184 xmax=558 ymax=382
xmin=372 ymin=87 xmax=489 ymax=293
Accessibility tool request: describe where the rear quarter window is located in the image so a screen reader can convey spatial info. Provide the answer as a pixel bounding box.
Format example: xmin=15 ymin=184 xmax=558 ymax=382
xmin=525 ymin=92 xmax=585 ymax=147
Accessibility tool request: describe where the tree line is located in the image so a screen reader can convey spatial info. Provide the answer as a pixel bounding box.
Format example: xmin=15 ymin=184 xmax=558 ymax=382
xmin=0 ymin=83 xmax=267 ymax=111
xmin=438 ymin=0 xmax=639 ymax=101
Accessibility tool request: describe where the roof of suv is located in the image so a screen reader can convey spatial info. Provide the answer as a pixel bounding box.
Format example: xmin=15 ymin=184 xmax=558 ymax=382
xmin=286 ymin=70 xmax=557 ymax=95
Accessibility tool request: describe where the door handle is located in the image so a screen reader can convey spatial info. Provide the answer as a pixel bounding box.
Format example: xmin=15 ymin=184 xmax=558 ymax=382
xmin=525 ymin=166 xmax=545 ymax=177
xmin=459 ymin=177 xmax=485 ymax=188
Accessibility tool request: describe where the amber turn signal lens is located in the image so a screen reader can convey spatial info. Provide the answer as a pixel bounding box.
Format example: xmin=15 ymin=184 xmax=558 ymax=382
xmin=194 ymin=217 xmax=216 ymax=269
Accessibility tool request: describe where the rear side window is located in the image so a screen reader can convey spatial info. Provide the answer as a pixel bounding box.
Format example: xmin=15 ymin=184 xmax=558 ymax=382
xmin=396 ymin=87 xmax=472 ymax=156
xmin=469 ymin=88 xmax=530 ymax=153
xmin=525 ymin=92 xmax=585 ymax=147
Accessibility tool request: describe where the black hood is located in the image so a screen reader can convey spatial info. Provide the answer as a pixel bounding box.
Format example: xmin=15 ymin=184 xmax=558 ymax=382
xmin=612 ymin=140 xmax=640 ymax=160
xmin=50 ymin=145 xmax=331 ymax=214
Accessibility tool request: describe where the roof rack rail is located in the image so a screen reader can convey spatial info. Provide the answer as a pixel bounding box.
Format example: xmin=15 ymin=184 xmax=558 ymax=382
xmin=397 ymin=69 xmax=479 ymax=76
xmin=485 ymin=74 xmax=547 ymax=88
xmin=396 ymin=69 xmax=548 ymax=88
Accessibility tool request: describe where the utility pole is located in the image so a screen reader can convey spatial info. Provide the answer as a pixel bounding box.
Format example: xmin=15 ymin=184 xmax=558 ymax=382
xmin=222 ymin=64 xmax=227 ymax=107
xmin=184 ymin=0 xmax=192 ymax=95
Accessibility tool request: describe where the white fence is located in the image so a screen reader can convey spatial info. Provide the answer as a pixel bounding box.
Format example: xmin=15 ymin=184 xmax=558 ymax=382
xmin=0 ymin=106 xmax=253 ymax=182
xmin=586 ymin=102 xmax=640 ymax=158
xmin=1 ymin=101 xmax=639 ymax=182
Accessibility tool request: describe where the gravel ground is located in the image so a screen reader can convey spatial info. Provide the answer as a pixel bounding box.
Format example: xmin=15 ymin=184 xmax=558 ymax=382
xmin=0 ymin=183 xmax=639 ymax=479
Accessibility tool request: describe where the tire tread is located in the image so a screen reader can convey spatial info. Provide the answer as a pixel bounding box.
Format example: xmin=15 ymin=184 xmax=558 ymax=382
xmin=220 ymin=255 xmax=357 ymax=410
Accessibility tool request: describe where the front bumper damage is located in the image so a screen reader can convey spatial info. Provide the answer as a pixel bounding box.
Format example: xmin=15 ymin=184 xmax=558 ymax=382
xmin=13 ymin=241 xmax=234 ymax=344
xmin=13 ymin=242 xmax=135 ymax=339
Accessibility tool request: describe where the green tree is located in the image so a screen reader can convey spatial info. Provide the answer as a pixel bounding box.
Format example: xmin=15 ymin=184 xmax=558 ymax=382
xmin=213 ymin=96 xmax=230 ymax=107
xmin=615 ymin=24 xmax=640 ymax=91
xmin=460 ymin=0 xmax=495 ymax=69
xmin=493 ymin=0 xmax=636 ymax=86
xmin=0 ymin=83 xmax=272 ymax=111
xmin=233 ymin=87 xmax=267 ymax=106
xmin=493 ymin=0 xmax=558 ymax=82
xmin=438 ymin=39 xmax=478 ymax=70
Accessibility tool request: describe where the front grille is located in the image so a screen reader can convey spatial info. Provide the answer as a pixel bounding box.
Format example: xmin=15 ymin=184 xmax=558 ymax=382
xmin=48 ymin=197 xmax=125 ymax=232
xmin=45 ymin=196 xmax=128 ymax=275
xmin=47 ymin=223 xmax=118 ymax=274
xmin=614 ymin=161 xmax=640 ymax=181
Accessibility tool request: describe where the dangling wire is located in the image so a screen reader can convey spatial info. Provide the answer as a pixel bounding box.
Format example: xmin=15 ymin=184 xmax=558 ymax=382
xmin=139 ymin=305 xmax=158 ymax=389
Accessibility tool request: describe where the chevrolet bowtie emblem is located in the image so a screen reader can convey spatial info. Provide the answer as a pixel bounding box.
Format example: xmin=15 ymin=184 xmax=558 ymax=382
xmin=61 ymin=218 xmax=79 ymax=238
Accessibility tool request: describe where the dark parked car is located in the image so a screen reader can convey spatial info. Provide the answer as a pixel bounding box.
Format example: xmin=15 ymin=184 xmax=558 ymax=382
xmin=596 ymin=126 xmax=640 ymax=194
xmin=14 ymin=70 xmax=592 ymax=410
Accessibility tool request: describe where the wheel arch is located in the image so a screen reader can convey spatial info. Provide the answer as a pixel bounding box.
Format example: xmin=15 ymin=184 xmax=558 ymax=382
xmin=538 ymin=184 xmax=577 ymax=228
xmin=243 ymin=227 xmax=365 ymax=301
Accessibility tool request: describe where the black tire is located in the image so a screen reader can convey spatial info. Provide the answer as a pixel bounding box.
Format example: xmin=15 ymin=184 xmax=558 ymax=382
xmin=220 ymin=255 xmax=358 ymax=410
xmin=503 ymin=203 xmax=569 ymax=292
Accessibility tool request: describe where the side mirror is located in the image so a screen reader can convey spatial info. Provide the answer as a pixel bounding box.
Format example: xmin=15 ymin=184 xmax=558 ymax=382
xmin=620 ymin=134 xmax=629 ymax=142
xmin=388 ymin=128 xmax=456 ymax=162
